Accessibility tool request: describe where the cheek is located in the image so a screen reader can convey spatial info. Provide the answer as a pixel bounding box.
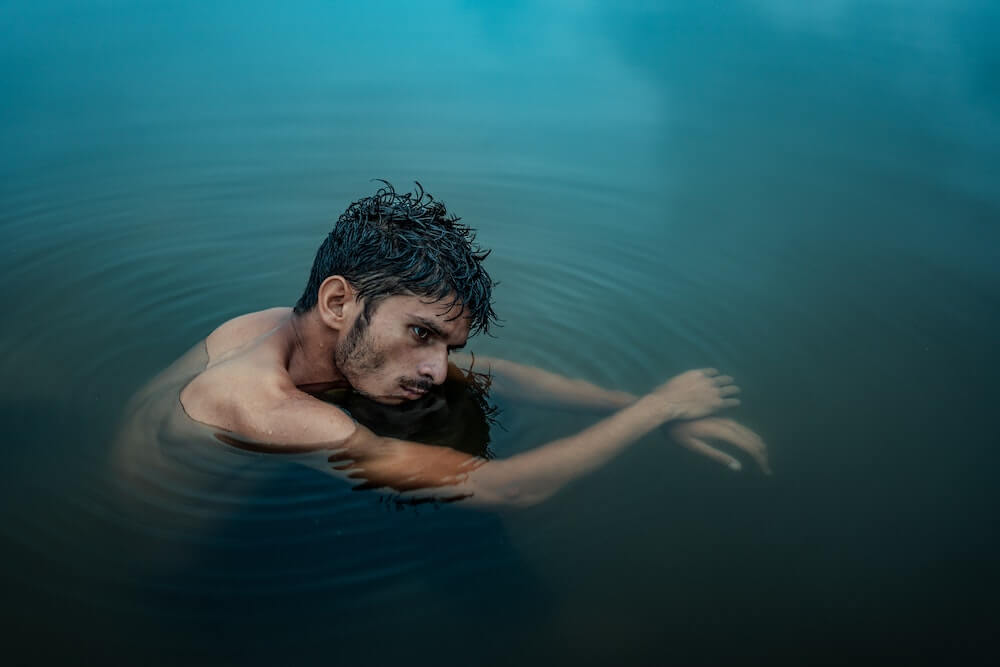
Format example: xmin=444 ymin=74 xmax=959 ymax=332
xmin=368 ymin=336 xmax=414 ymax=375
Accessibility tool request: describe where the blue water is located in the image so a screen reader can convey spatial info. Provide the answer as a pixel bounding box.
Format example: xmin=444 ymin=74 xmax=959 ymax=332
xmin=2 ymin=1 xmax=999 ymax=664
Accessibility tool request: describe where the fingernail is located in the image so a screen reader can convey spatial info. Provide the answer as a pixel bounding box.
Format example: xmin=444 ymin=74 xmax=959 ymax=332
xmin=728 ymin=460 xmax=742 ymax=471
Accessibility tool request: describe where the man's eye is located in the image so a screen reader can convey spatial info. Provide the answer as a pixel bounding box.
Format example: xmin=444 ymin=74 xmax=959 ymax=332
xmin=411 ymin=326 xmax=431 ymax=341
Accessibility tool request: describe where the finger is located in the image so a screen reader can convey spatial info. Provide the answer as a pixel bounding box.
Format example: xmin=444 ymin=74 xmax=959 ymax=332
xmin=701 ymin=368 xmax=720 ymax=377
xmin=742 ymin=442 xmax=772 ymax=475
xmin=675 ymin=433 xmax=742 ymax=471
xmin=693 ymin=418 xmax=771 ymax=475
xmin=721 ymin=422 xmax=771 ymax=475
xmin=715 ymin=418 xmax=767 ymax=451
xmin=713 ymin=375 xmax=735 ymax=386
xmin=696 ymin=417 xmax=761 ymax=448
xmin=719 ymin=385 xmax=741 ymax=396
xmin=721 ymin=398 xmax=741 ymax=408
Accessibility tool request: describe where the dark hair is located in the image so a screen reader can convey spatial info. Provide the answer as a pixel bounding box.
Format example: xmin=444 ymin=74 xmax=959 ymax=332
xmin=329 ymin=360 xmax=500 ymax=459
xmin=294 ymin=181 xmax=497 ymax=336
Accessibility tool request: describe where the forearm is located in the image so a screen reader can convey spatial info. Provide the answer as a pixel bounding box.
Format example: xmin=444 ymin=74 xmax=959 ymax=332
xmin=455 ymin=354 xmax=636 ymax=410
xmin=225 ymin=372 xmax=740 ymax=509
xmin=468 ymin=395 xmax=670 ymax=506
xmin=214 ymin=389 xmax=658 ymax=508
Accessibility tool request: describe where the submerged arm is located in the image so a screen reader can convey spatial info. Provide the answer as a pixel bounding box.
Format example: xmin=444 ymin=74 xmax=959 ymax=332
xmin=220 ymin=369 xmax=741 ymax=508
xmin=338 ymin=388 xmax=681 ymax=507
xmin=450 ymin=353 xmax=635 ymax=410
xmin=451 ymin=354 xmax=771 ymax=474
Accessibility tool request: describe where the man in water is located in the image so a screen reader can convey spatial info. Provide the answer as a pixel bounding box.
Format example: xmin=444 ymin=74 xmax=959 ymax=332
xmin=125 ymin=182 xmax=769 ymax=507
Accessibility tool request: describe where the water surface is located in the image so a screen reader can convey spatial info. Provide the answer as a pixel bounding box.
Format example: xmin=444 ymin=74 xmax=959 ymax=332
xmin=2 ymin=1 xmax=998 ymax=664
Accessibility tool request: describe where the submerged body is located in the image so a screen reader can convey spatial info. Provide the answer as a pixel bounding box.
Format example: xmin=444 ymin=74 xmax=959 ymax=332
xmin=116 ymin=183 xmax=769 ymax=507
xmin=115 ymin=301 xmax=769 ymax=508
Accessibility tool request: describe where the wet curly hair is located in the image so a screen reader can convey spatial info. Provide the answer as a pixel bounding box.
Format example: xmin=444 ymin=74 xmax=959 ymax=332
xmin=294 ymin=181 xmax=497 ymax=336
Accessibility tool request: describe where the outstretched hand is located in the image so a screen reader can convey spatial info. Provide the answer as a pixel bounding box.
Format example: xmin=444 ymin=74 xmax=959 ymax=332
xmin=666 ymin=417 xmax=771 ymax=474
xmin=650 ymin=368 xmax=741 ymax=420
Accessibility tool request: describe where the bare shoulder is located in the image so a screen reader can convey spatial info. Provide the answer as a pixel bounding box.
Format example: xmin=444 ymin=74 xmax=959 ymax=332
xmin=182 ymin=368 xmax=357 ymax=449
xmin=181 ymin=307 xmax=294 ymax=433
xmin=205 ymin=307 xmax=292 ymax=365
xmin=181 ymin=308 xmax=356 ymax=448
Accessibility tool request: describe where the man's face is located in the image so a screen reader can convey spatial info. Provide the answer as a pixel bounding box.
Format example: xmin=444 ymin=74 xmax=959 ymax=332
xmin=334 ymin=294 xmax=470 ymax=404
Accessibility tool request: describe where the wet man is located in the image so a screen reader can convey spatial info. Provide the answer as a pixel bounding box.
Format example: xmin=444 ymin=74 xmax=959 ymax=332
xmin=121 ymin=183 xmax=769 ymax=507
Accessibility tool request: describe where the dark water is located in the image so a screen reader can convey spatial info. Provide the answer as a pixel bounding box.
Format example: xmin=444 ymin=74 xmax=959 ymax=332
xmin=2 ymin=1 xmax=999 ymax=664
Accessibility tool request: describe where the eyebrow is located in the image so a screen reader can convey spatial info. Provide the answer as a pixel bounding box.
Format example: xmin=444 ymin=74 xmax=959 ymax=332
xmin=412 ymin=315 xmax=466 ymax=350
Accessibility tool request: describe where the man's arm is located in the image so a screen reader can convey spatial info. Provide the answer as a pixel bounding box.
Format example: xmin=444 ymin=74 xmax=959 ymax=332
xmin=451 ymin=354 xmax=771 ymax=474
xmin=340 ymin=386 xmax=686 ymax=507
xmin=218 ymin=369 xmax=741 ymax=508
xmin=450 ymin=353 xmax=635 ymax=410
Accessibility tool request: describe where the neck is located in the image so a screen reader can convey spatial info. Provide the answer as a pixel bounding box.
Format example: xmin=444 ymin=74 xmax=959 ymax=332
xmin=285 ymin=310 xmax=347 ymax=390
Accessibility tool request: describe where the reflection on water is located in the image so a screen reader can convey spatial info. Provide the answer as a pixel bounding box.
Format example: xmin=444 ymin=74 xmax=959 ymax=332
xmin=2 ymin=0 xmax=999 ymax=664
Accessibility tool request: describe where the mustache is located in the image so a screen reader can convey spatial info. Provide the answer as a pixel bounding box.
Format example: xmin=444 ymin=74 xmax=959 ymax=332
xmin=400 ymin=378 xmax=435 ymax=392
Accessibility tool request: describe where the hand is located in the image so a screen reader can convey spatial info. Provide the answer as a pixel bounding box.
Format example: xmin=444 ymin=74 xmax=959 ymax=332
xmin=650 ymin=368 xmax=741 ymax=420
xmin=666 ymin=417 xmax=771 ymax=474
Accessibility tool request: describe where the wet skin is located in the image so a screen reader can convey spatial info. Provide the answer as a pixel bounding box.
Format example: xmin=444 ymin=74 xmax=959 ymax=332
xmin=122 ymin=274 xmax=768 ymax=506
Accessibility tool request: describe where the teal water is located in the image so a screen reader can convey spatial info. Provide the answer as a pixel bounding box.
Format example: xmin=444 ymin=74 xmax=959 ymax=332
xmin=2 ymin=1 xmax=998 ymax=664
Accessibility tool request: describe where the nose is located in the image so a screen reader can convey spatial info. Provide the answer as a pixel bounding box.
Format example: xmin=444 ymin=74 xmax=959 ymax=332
xmin=418 ymin=349 xmax=449 ymax=386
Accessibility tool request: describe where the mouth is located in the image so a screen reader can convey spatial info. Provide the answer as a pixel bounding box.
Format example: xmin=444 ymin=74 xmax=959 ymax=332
xmin=399 ymin=384 xmax=429 ymax=400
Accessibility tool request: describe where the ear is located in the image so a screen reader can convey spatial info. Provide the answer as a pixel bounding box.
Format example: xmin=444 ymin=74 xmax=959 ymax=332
xmin=316 ymin=276 xmax=359 ymax=331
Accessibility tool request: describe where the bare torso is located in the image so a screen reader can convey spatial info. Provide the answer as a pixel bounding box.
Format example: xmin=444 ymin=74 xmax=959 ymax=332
xmin=178 ymin=307 xmax=361 ymax=444
xmin=113 ymin=307 xmax=768 ymax=507
xmin=113 ymin=308 xmax=336 ymax=481
xmin=111 ymin=306 xmax=493 ymax=503
xmin=180 ymin=307 xmax=296 ymax=429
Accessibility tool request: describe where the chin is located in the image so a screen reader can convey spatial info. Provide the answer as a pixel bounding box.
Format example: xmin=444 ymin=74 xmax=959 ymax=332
xmin=369 ymin=394 xmax=407 ymax=405
xmin=349 ymin=382 xmax=403 ymax=404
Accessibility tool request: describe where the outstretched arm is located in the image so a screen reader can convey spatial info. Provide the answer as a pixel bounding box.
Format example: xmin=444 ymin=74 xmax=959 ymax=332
xmin=450 ymin=353 xmax=635 ymax=410
xmin=451 ymin=353 xmax=771 ymax=474
xmin=216 ymin=369 xmax=741 ymax=508
xmin=325 ymin=390 xmax=674 ymax=507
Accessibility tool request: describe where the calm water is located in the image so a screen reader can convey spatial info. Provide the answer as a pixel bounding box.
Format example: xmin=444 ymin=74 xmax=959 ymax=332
xmin=2 ymin=1 xmax=998 ymax=663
